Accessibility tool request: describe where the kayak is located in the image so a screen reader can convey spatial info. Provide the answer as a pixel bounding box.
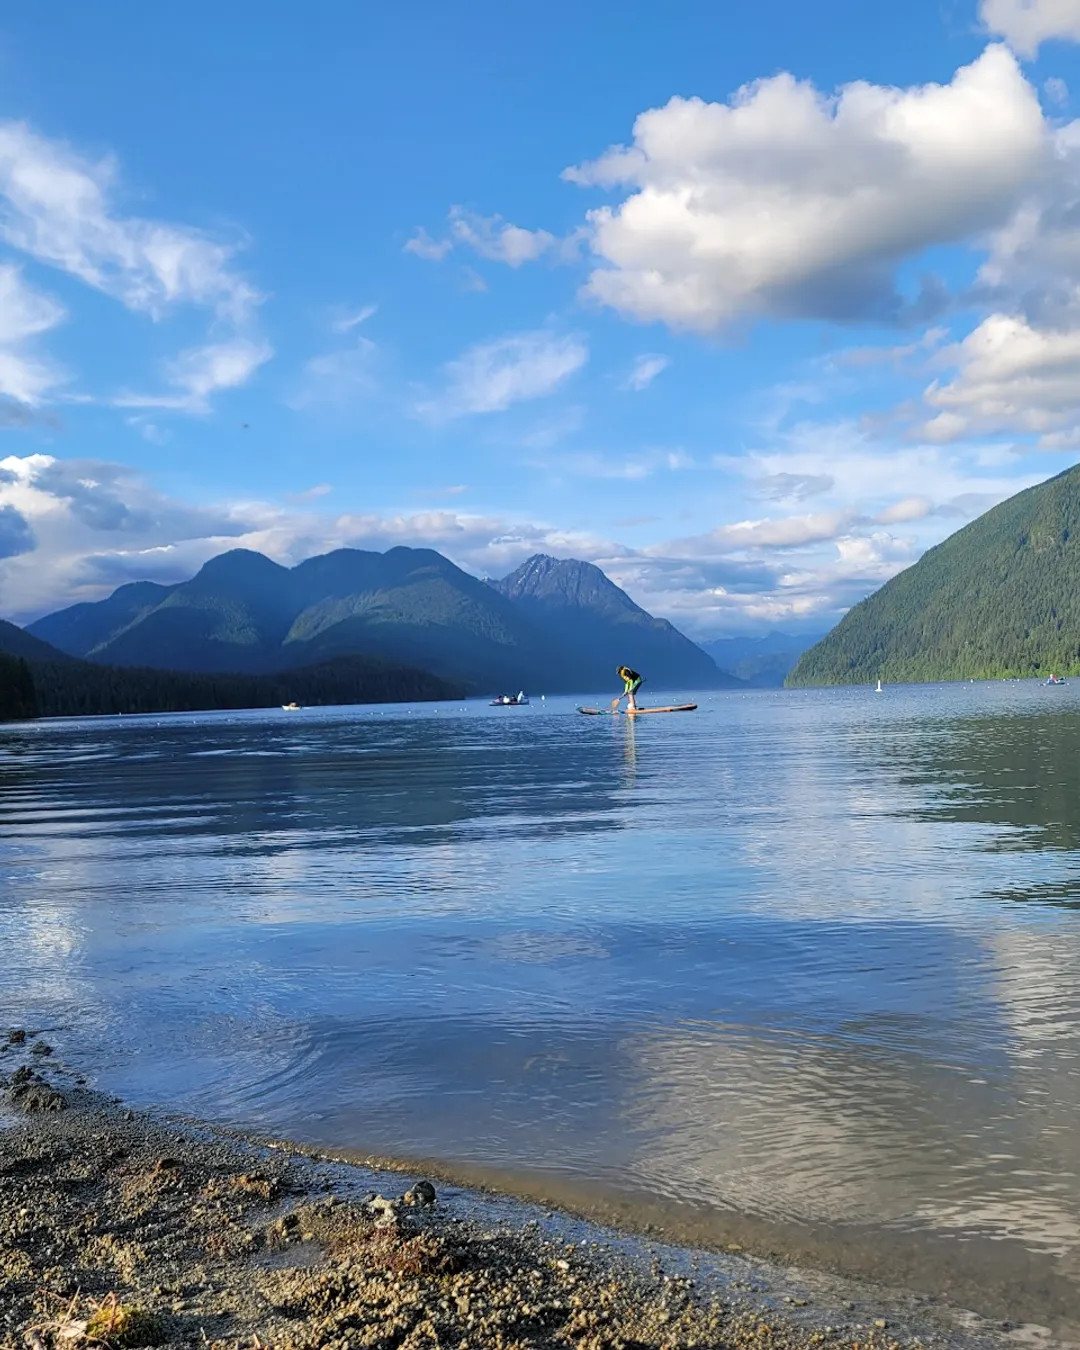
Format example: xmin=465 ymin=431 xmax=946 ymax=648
xmin=578 ymin=704 xmax=697 ymax=716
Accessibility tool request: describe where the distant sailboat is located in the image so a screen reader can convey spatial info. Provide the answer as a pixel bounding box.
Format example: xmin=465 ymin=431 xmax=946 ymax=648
xmin=875 ymin=679 xmax=883 ymax=693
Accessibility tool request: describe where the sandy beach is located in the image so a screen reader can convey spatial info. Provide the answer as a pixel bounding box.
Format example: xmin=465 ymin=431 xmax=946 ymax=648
xmin=0 ymin=1031 xmax=1041 ymax=1350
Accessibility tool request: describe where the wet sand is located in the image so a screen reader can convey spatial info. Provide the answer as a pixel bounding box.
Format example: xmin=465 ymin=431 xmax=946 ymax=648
xmin=0 ymin=1035 xmax=1058 ymax=1350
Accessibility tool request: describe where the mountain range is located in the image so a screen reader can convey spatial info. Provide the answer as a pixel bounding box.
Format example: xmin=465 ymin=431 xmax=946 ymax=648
xmin=789 ymin=463 xmax=1080 ymax=685
xmin=700 ymin=632 xmax=823 ymax=688
xmin=27 ymin=547 xmax=738 ymax=693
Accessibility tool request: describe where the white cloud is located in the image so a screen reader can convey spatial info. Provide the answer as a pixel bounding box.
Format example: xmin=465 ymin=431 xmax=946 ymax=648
xmin=115 ymin=337 xmax=273 ymax=414
xmin=331 ymin=303 xmax=377 ymax=334
xmin=447 ymin=207 xmax=555 ymax=266
xmin=673 ymin=511 xmax=859 ymax=553
xmin=918 ymin=313 xmax=1080 ymax=442
xmin=0 ymin=262 xmax=66 ymax=405
xmin=406 ymin=209 xmax=556 ymax=268
xmin=0 ymin=120 xmax=260 ymax=321
xmin=565 ymin=46 xmax=1048 ymax=331
xmin=404 ymin=227 xmax=454 ymax=261
xmin=417 ymin=330 xmax=588 ymax=419
xmin=981 ymin=0 xmax=1080 ymax=56
xmin=624 ymin=353 xmax=670 ymax=391
xmin=876 ymin=495 xmax=936 ymax=523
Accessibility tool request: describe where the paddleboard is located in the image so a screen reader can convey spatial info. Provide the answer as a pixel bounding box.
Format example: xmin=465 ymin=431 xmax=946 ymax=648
xmin=578 ymin=703 xmax=697 ymax=716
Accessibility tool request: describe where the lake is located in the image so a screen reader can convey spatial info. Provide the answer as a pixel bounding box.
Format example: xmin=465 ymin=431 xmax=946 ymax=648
xmin=3 ymin=683 xmax=1080 ymax=1329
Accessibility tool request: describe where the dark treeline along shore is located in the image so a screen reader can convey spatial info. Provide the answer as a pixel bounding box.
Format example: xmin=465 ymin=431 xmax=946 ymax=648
xmin=0 ymin=646 xmax=460 ymax=723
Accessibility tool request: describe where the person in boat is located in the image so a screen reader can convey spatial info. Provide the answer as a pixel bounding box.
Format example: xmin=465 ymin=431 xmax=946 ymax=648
xmin=615 ymin=665 xmax=643 ymax=712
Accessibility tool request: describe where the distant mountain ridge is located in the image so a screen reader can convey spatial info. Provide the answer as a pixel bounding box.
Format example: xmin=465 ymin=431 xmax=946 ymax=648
xmin=28 ymin=546 xmax=737 ymax=693
xmin=788 ymin=463 xmax=1080 ymax=685
xmin=701 ymin=632 xmax=823 ymax=688
xmin=490 ymin=555 xmax=741 ymax=689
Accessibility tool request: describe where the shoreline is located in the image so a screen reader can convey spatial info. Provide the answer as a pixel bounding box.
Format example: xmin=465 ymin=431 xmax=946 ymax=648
xmin=0 ymin=1038 xmax=1059 ymax=1350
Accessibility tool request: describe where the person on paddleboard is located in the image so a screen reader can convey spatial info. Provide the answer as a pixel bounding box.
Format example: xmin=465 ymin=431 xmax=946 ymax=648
xmin=615 ymin=665 xmax=643 ymax=712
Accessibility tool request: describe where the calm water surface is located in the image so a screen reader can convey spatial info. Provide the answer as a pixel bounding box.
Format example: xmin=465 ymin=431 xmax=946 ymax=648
xmin=4 ymin=684 xmax=1080 ymax=1325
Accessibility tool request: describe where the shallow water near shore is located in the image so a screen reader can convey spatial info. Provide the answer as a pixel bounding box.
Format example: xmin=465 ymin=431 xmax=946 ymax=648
xmin=4 ymin=683 xmax=1080 ymax=1329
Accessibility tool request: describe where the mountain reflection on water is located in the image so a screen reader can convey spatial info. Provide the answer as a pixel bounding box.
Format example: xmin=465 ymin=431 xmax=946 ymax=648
xmin=4 ymin=684 xmax=1080 ymax=1329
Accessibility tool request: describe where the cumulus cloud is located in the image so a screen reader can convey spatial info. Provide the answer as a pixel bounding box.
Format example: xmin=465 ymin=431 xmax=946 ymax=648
xmin=0 ymin=503 xmax=34 ymax=558
xmin=624 ymin=353 xmax=670 ymax=391
xmin=981 ymin=0 xmax=1080 ymax=56
xmin=918 ymin=313 xmax=1080 ymax=442
xmin=565 ymin=46 xmax=1048 ymax=331
xmin=417 ymin=330 xmax=588 ymax=419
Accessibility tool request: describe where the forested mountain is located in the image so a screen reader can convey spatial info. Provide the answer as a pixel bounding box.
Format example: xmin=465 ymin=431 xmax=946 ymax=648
xmin=29 ymin=545 xmax=732 ymax=693
xmin=490 ymin=554 xmax=740 ymax=689
xmin=0 ymin=617 xmax=76 ymax=663
xmin=788 ymin=463 xmax=1080 ymax=685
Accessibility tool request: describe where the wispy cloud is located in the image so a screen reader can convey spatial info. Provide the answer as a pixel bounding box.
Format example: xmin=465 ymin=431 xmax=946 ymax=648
xmin=287 ymin=336 xmax=378 ymax=411
xmin=405 ymin=207 xmax=559 ymax=269
xmin=543 ymin=448 xmax=693 ymax=480
xmin=0 ymin=263 xmax=66 ymax=406
xmin=0 ymin=120 xmax=260 ymax=322
xmin=331 ymin=303 xmax=377 ymax=334
xmin=416 ymin=330 xmax=588 ymax=420
xmin=624 ymin=353 xmax=670 ymax=391
xmin=404 ymin=227 xmax=454 ymax=261
xmin=115 ymin=338 xmax=273 ymax=414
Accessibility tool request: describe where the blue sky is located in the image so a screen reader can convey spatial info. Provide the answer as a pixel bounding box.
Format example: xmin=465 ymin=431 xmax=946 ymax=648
xmin=2 ymin=0 xmax=1080 ymax=635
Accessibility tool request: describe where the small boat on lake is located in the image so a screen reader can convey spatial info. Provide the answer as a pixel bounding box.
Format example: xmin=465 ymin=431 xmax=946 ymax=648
xmin=1046 ymin=675 xmax=1067 ymax=686
xmin=490 ymin=692 xmax=529 ymax=706
xmin=281 ymin=701 xmax=303 ymax=711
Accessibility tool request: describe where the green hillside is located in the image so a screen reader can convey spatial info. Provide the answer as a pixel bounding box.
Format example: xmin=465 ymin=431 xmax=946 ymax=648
xmin=788 ymin=463 xmax=1080 ymax=686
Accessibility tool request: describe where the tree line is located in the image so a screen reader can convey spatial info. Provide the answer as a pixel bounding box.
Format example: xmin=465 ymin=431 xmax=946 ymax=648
xmin=0 ymin=653 xmax=460 ymax=723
